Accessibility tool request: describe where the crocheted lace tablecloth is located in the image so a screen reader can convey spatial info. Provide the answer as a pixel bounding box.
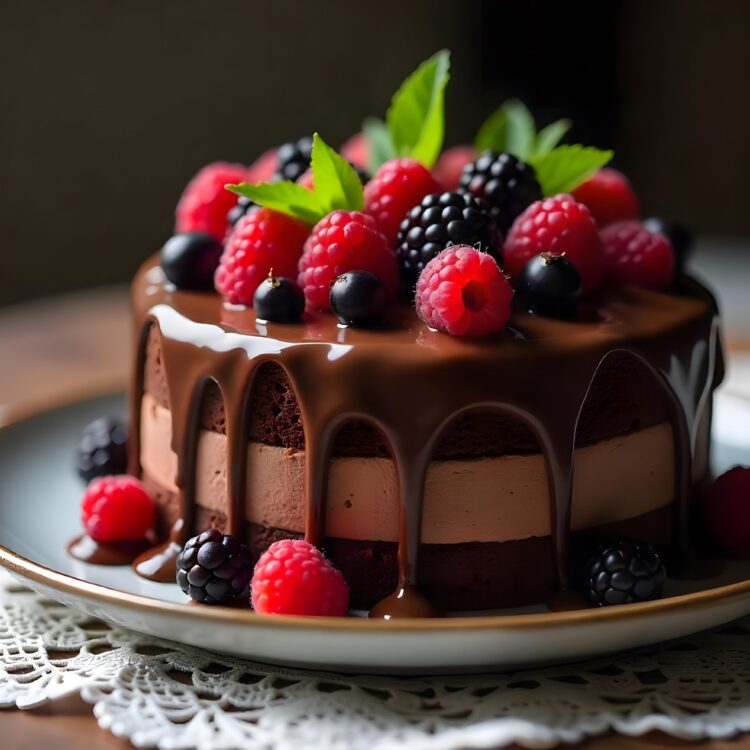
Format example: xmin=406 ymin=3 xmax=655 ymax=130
xmin=3 ymin=569 xmax=750 ymax=750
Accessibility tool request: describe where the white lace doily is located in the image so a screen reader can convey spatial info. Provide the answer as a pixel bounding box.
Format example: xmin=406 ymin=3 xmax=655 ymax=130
xmin=3 ymin=569 xmax=750 ymax=750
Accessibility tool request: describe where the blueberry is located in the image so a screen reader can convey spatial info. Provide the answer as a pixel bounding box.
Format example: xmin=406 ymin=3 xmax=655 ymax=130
xmin=643 ymin=218 xmax=693 ymax=272
xmin=160 ymin=232 xmax=223 ymax=291
xmin=330 ymin=271 xmax=387 ymax=327
xmin=516 ymin=253 xmax=581 ymax=319
xmin=253 ymin=276 xmax=305 ymax=323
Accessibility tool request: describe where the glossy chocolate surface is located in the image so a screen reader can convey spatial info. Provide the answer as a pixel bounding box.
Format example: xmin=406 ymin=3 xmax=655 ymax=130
xmin=127 ymin=256 xmax=723 ymax=616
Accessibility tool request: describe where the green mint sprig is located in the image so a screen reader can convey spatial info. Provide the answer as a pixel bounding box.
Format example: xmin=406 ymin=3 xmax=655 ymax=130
xmin=225 ymin=133 xmax=363 ymax=225
xmin=474 ymin=99 xmax=612 ymax=195
xmin=364 ymin=50 xmax=451 ymax=172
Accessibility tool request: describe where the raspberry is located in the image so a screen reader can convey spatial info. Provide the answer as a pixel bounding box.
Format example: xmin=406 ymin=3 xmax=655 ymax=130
xmin=246 ymin=148 xmax=278 ymax=184
xmin=298 ymin=210 xmax=397 ymax=312
xmin=81 ymin=475 xmax=155 ymax=543
xmin=364 ymin=158 xmax=441 ymax=244
xmin=415 ymin=245 xmax=513 ymax=337
xmin=459 ymin=151 xmax=542 ymax=234
xmin=432 ymin=145 xmax=476 ymax=191
xmin=341 ymin=131 xmax=369 ymax=169
xmin=396 ymin=191 xmax=499 ymax=291
xmin=572 ymin=168 xmax=639 ymax=227
xmin=215 ymin=208 xmax=309 ymax=305
xmin=251 ymin=539 xmax=349 ymax=616
xmin=504 ymin=195 xmax=605 ymax=293
xmin=703 ymin=467 xmax=750 ymax=556
xmin=175 ymin=162 xmax=250 ymax=240
xmin=601 ymin=221 xmax=675 ymax=290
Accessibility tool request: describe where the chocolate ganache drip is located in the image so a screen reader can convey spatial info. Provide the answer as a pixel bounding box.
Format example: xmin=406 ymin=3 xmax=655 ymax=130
xmin=128 ymin=258 xmax=723 ymax=616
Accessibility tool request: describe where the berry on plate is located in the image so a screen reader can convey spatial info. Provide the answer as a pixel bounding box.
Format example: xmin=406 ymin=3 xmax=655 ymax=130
xmin=75 ymin=418 xmax=128 ymax=482
xmin=516 ymin=253 xmax=581 ymax=319
xmin=396 ymin=191 xmax=499 ymax=291
xmin=251 ymin=539 xmax=350 ymax=616
xmin=215 ymin=208 xmax=309 ymax=306
xmin=274 ymin=136 xmax=313 ymax=182
xmin=703 ymin=467 xmax=750 ymax=556
xmin=415 ymin=245 xmax=513 ymax=337
xmin=601 ymin=221 xmax=675 ymax=290
xmin=160 ymin=232 xmax=224 ymax=291
xmin=459 ymin=151 xmax=542 ymax=234
xmin=298 ymin=210 xmax=397 ymax=312
xmin=432 ymin=145 xmax=476 ymax=191
xmin=81 ymin=475 xmax=155 ymax=543
xmin=572 ymin=168 xmax=639 ymax=227
xmin=330 ymin=270 xmax=387 ymax=327
xmin=583 ymin=540 xmax=666 ymax=607
xmin=176 ymin=529 xmax=252 ymax=605
xmin=253 ymin=274 xmax=305 ymax=323
xmin=504 ymin=194 xmax=605 ymax=293
xmin=643 ymin=217 xmax=693 ymax=273
xmin=364 ymin=158 xmax=441 ymax=244
xmin=175 ymin=162 xmax=250 ymax=240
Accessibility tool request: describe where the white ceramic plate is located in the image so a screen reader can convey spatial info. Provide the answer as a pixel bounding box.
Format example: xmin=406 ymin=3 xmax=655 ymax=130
xmin=1 ymin=392 xmax=749 ymax=674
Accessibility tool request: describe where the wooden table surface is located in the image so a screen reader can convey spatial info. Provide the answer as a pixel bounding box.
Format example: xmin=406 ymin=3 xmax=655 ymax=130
xmin=1 ymin=280 xmax=749 ymax=749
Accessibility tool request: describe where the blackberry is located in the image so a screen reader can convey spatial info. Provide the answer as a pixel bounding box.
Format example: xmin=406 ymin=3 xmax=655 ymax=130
xmin=459 ymin=151 xmax=542 ymax=234
xmin=583 ymin=540 xmax=666 ymax=607
xmin=75 ymin=417 xmax=128 ymax=482
xmin=176 ymin=529 xmax=251 ymax=605
xmin=227 ymin=196 xmax=256 ymax=228
xmin=274 ymin=136 xmax=313 ymax=182
xmin=396 ymin=191 xmax=498 ymax=290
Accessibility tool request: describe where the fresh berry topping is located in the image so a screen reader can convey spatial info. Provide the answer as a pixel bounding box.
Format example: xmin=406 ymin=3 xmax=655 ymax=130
xmin=298 ymin=210 xmax=397 ymax=312
xmin=601 ymin=221 xmax=675 ymax=290
xmin=330 ymin=271 xmax=387 ymax=327
xmin=364 ymin=158 xmax=441 ymax=244
xmin=572 ymin=168 xmax=639 ymax=227
xmin=160 ymin=232 xmax=224 ymax=291
xmin=703 ymin=467 xmax=750 ymax=556
xmin=274 ymin=136 xmax=313 ymax=182
xmin=251 ymin=539 xmax=349 ymax=616
xmin=432 ymin=145 xmax=476 ymax=191
xmin=459 ymin=151 xmax=542 ymax=234
xmin=175 ymin=162 xmax=249 ymax=240
xmin=253 ymin=275 xmax=305 ymax=323
xmin=227 ymin=196 xmax=256 ymax=228
xmin=340 ymin=132 xmax=369 ymax=169
xmin=504 ymin=195 xmax=605 ymax=293
xmin=643 ymin=218 xmax=693 ymax=272
xmin=75 ymin=418 xmax=128 ymax=483
xmin=246 ymin=148 xmax=278 ymax=184
xmin=516 ymin=253 xmax=581 ymax=319
xmin=415 ymin=245 xmax=513 ymax=337
xmin=81 ymin=475 xmax=155 ymax=543
xmin=583 ymin=540 xmax=666 ymax=607
xmin=176 ymin=529 xmax=252 ymax=605
xmin=396 ymin=191 xmax=499 ymax=291
xmin=215 ymin=208 xmax=309 ymax=306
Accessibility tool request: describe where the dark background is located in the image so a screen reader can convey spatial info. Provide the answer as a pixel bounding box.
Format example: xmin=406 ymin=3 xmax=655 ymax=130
xmin=1 ymin=0 xmax=749 ymax=306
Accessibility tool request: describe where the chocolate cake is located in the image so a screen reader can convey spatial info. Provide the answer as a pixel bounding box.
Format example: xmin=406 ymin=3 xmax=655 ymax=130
xmin=127 ymin=259 xmax=723 ymax=614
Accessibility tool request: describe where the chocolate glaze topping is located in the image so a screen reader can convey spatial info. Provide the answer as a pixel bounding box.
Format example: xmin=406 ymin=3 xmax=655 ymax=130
xmin=127 ymin=257 xmax=723 ymax=617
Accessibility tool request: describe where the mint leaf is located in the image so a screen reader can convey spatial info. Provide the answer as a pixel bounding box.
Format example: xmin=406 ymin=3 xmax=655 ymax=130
xmin=529 ymin=145 xmax=613 ymax=196
xmin=311 ymin=133 xmax=364 ymax=212
xmin=363 ymin=117 xmax=396 ymax=173
xmin=386 ymin=49 xmax=450 ymax=168
xmin=534 ymin=118 xmax=572 ymax=156
xmin=226 ymin=181 xmax=324 ymax=224
xmin=474 ymin=99 xmax=535 ymax=159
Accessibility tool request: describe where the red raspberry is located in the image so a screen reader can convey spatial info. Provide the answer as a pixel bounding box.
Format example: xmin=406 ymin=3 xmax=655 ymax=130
xmin=364 ymin=158 xmax=442 ymax=244
xmin=81 ymin=475 xmax=155 ymax=543
xmin=298 ymin=210 xmax=398 ymax=312
xmin=432 ymin=145 xmax=476 ymax=191
xmin=175 ymin=162 xmax=250 ymax=240
xmin=215 ymin=208 xmax=309 ymax=305
xmin=601 ymin=221 xmax=675 ymax=290
xmin=702 ymin=467 xmax=750 ymax=556
xmin=572 ymin=168 xmax=639 ymax=227
xmin=415 ymin=245 xmax=513 ymax=337
xmin=340 ymin=131 xmax=368 ymax=169
xmin=504 ymin=195 xmax=605 ymax=293
xmin=246 ymin=148 xmax=278 ymax=184
xmin=251 ymin=539 xmax=350 ymax=616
